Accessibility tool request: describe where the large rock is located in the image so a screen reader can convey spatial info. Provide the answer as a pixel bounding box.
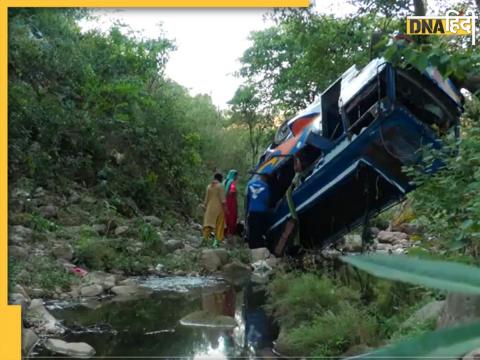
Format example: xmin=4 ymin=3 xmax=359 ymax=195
xmin=114 ymin=225 xmax=129 ymax=236
xmin=26 ymin=299 xmax=62 ymax=333
xmin=92 ymin=224 xmax=107 ymax=235
xmin=14 ymin=284 xmax=30 ymax=300
xmin=180 ymin=310 xmax=237 ymax=329
xmin=22 ymin=328 xmax=38 ymax=356
xmin=9 ymin=245 xmax=28 ymax=259
xmin=222 ymin=261 xmax=251 ymax=286
xmin=201 ymin=249 xmax=229 ymax=272
xmin=111 ymin=285 xmax=153 ymax=297
xmin=377 ymin=230 xmax=408 ymax=244
xmin=9 ymin=292 xmax=30 ymax=307
xmin=143 ymin=215 xmax=162 ymax=226
xmin=250 ymin=247 xmax=271 ymax=262
xmin=402 ymin=300 xmax=445 ymax=328
xmin=437 ymin=294 xmax=480 ymax=329
xmin=83 ymin=271 xmax=116 ymax=290
xmin=10 ymin=225 xmax=34 ymax=243
xmin=165 ymin=239 xmax=184 ymax=252
xmin=80 ymin=284 xmax=104 ymax=297
xmin=44 ymin=339 xmax=95 ymax=358
xmin=52 ymin=243 xmax=74 ymax=260
xmin=38 ymin=204 xmax=58 ymax=219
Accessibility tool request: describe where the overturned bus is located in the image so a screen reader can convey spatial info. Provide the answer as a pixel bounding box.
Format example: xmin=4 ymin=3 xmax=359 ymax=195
xmin=247 ymin=57 xmax=463 ymax=255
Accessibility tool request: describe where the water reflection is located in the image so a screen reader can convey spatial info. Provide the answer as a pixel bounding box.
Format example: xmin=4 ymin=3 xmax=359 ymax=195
xmin=34 ymin=276 xmax=277 ymax=359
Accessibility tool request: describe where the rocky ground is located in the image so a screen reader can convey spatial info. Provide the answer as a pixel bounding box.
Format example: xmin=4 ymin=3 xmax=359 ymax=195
xmin=10 ymin=183 xmax=480 ymax=359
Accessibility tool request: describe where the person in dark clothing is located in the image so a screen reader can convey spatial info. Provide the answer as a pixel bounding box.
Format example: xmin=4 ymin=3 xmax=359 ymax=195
xmin=246 ymin=174 xmax=271 ymax=249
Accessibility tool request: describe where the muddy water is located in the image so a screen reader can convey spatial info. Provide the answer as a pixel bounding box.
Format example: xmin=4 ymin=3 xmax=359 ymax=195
xmin=33 ymin=276 xmax=278 ymax=359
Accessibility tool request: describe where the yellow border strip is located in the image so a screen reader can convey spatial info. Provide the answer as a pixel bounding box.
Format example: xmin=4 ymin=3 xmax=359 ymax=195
xmin=1 ymin=3 xmax=22 ymax=360
xmin=6 ymin=0 xmax=309 ymax=6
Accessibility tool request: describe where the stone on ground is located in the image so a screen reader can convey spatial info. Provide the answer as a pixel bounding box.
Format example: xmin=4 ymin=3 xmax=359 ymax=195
xmin=44 ymin=338 xmax=95 ymax=358
xmin=80 ymin=284 xmax=104 ymax=297
xmin=26 ymin=299 xmax=61 ymax=333
xmin=22 ymin=328 xmax=38 ymax=356
xmin=377 ymin=230 xmax=408 ymax=244
xmin=250 ymin=247 xmax=271 ymax=262
xmin=437 ymin=294 xmax=480 ymax=329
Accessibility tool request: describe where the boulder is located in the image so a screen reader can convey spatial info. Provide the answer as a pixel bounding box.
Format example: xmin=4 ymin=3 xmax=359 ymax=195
xmin=111 ymin=285 xmax=153 ymax=297
xmin=180 ymin=310 xmax=237 ymax=329
xmin=52 ymin=243 xmax=74 ymax=261
xmin=80 ymin=284 xmax=104 ymax=297
xmin=250 ymin=247 xmax=271 ymax=262
xmin=143 ymin=215 xmax=162 ymax=226
xmin=343 ymin=234 xmax=363 ymax=252
xmin=402 ymin=300 xmax=445 ymax=328
xmin=92 ymin=224 xmax=107 ymax=235
xmin=9 ymin=292 xmax=30 ymax=307
xmin=13 ymin=284 xmax=30 ymax=300
xmin=377 ymin=230 xmax=408 ymax=244
xmin=375 ymin=242 xmax=393 ymax=251
xmin=28 ymin=288 xmax=45 ymax=298
xmin=10 ymin=225 xmax=34 ymax=242
xmin=26 ymin=299 xmax=61 ymax=333
xmin=114 ymin=225 xmax=129 ymax=236
xmin=44 ymin=339 xmax=95 ymax=358
xmin=22 ymin=328 xmax=38 ymax=356
xmin=9 ymin=245 xmax=28 ymax=259
xmin=437 ymin=294 xmax=480 ymax=329
xmin=165 ymin=239 xmax=184 ymax=252
xmin=201 ymin=249 xmax=229 ymax=272
xmin=38 ymin=204 xmax=58 ymax=219
xmin=222 ymin=261 xmax=251 ymax=286
xmin=83 ymin=271 xmax=116 ymax=290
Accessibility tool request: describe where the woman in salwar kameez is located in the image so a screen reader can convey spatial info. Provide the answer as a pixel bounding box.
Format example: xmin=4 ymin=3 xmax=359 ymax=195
xmin=203 ymin=173 xmax=226 ymax=247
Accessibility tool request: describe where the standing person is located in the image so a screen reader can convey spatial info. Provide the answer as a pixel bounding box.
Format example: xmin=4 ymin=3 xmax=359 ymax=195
xmin=246 ymin=174 xmax=271 ymax=249
xmin=203 ymin=172 xmax=227 ymax=247
xmin=224 ymin=169 xmax=238 ymax=237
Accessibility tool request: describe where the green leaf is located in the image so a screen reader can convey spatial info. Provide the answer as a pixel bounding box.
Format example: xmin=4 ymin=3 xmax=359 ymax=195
xmin=353 ymin=321 xmax=480 ymax=360
xmin=341 ymin=254 xmax=480 ymax=294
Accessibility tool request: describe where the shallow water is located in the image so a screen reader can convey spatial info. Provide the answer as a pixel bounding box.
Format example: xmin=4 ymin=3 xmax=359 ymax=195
xmin=33 ymin=275 xmax=277 ymax=359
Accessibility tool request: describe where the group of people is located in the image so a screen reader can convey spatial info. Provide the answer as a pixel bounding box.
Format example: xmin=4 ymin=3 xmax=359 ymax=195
xmin=202 ymin=170 xmax=272 ymax=249
xmin=202 ymin=170 xmax=239 ymax=247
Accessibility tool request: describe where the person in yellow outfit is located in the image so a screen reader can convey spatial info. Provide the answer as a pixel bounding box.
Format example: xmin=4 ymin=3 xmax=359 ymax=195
xmin=202 ymin=172 xmax=227 ymax=247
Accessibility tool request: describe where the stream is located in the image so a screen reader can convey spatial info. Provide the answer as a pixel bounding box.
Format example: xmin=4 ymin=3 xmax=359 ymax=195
xmin=32 ymin=275 xmax=278 ymax=359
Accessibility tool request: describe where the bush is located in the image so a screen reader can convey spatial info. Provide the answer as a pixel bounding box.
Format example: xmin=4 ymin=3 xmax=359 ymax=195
xmin=281 ymin=302 xmax=378 ymax=356
xmin=266 ymin=272 xmax=360 ymax=328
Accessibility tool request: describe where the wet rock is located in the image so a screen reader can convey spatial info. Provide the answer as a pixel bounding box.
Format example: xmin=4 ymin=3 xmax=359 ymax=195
xmin=222 ymin=261 xmax=251 ymax=286
xmin=38 ymin=204 xmax=58 ymax=219
xmin=402 ymin=300 xmax=445 ymax=328
xmin=201 ymin=249 xmax=228 ymax=272
xmin=180 ymin=310 xmax=237 ymax=329
xmin=118 ymin=278 xmax=138 ymax=286
xmin=250 ymin=247 xmax=271 ymax=262
xmin=111 ymin=285 xmax=153 ymax=297
xmin=22 ymin=328 xmax=38 ymax=356
xmin=165 ymin=239 xmax=184 ymax=252
xmin=143 ymin=215 xmax=162 ymax=226
xmin=44 ymin=339 xmax=95 ymax=358
xmin=174 ymin=270 xmax=187 ymax=276
xmin=52 ymin=243 xmax=74 ymax=261
xmin=26 ymin=299 xmax=62 ymax=333
xmin=83 ymin=271 xmax=116 ymax=290
xmin=377 ymin=230 xmax=408 ymax=244
xmin=9 ymin=245 xmax=28 ymax=259
xmin=437 ymin=294 xmax=480 ymax=329
xmin=9 ymin=292 xmax=30 ymax=307
xmin=14 ymin=284 xmax=30 ymax=299
xmin=114 ymin=225 xmax=129 ymax=236
xmin=80 ymin=284 xmax=104 ymax=297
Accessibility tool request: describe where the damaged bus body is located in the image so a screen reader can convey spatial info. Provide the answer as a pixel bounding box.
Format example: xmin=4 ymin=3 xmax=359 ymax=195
xmin=248 ymin=58 xmax=463 ymax=255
